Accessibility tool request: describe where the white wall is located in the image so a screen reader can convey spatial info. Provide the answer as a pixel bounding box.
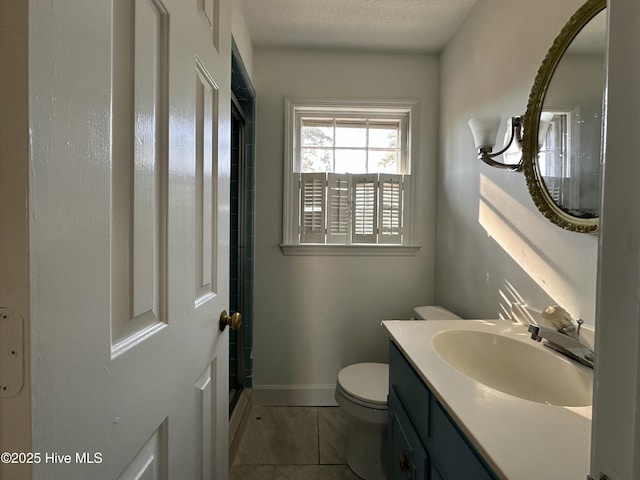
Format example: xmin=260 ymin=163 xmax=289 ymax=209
xmin=440 ymin=2 xmax=640 ymax=474
xmin=252 ymin=49 xmax=439 ymax=404
xmin=437 ymin=0 xmax=599 ymax=325
xmin=231 ymin=0 xmax=253 ymax=78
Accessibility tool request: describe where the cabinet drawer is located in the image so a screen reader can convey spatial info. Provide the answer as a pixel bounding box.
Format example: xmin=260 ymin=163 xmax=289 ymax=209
xmin=388 ymin=388 xmax=429 ymax=480
xmin=429 ymin=397 xmax=497 ymax=480
xmin=389 ymin=341 xmax=430 ymax=445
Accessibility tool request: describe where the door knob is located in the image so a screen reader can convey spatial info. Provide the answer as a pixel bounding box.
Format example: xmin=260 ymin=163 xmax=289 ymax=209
xmin=219 ymin=310 xmax=242 ymax=331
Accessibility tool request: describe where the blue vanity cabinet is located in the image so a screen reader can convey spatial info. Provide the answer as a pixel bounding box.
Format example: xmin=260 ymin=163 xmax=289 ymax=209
xmin=388 ymin=388 xmax=429 ymax=479
xmin=388 ymin=341 xmax=499 ymax=480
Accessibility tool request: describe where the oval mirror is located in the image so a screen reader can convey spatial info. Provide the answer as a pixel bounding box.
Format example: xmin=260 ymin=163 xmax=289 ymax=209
xmin=522 ymin=0 xmax=606 ymax=233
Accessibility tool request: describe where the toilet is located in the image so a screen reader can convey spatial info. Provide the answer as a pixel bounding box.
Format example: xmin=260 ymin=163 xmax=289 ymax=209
xmin=335 ymin=305 xmax=462 ymax=480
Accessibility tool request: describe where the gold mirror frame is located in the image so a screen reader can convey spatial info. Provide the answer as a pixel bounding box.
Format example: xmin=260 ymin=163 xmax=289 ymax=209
xmin=521 ymin=0 xmax=605 ymax=233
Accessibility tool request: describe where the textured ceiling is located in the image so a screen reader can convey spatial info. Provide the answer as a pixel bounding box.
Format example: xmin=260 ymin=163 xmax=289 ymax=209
xmin=240 ymin=0 xmax=478 ymax=53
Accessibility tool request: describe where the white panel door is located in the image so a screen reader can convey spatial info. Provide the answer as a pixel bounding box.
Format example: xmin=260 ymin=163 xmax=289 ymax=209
xmin=24 ymin=0 xmax=232 ymax=479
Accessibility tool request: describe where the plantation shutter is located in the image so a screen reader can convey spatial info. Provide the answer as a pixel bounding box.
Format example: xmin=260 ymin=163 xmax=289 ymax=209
xmin=379 ymin=174 xmax=403 ymax=244
xmin=352 ymin=174 xmax=378 ymax=243
xmin=327 ymin=173 xmax=350 ymax=244
xmin=300 ymin=172 xmax=326 ymax=243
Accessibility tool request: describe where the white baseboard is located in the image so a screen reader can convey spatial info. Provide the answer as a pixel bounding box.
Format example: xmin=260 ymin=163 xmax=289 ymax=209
xmin=252 ymin=384 xmax=338 ymax=406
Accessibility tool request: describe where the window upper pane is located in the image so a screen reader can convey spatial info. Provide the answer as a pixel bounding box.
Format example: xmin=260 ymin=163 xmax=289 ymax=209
xmin=368 ymin=121 xmax=400 ymax=149
xmin=301 ymin=119 xmax=333 ymax=147
xmin=300 ymin=116 xmax=404 ymax=174
xmin=301 ymin=147 xmax=333 ymax=172
xmin=335 ymin=119 xmax=367 ymax=148
xmin=335 ymin=149 xmax=366 ymax=173
xmin=370 ymin=150 xmax=400 ymax=174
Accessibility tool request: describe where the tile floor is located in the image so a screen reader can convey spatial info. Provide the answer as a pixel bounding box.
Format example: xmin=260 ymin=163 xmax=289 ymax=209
xmin=230 ymin=406 xmax=362 ymax=480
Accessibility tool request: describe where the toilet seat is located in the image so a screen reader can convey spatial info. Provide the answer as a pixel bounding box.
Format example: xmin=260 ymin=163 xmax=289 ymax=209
xmin=337 ymin=363 xmax=388 ymax=409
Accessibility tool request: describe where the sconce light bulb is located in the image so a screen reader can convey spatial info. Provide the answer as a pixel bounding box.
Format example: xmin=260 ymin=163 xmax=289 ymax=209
xmin=468 ymin=117 xmax=501 ymax=149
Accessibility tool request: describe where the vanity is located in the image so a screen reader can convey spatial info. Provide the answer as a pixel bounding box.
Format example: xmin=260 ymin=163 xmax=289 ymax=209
xmin=383 ymin=320 xmax=593 ymax=480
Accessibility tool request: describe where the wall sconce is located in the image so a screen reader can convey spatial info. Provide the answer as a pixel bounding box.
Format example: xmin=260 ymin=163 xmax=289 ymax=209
xmin=468 ymin=116 xmax=524 ymax=171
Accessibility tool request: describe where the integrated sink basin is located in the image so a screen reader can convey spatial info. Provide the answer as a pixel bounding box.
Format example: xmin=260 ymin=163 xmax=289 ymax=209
xmin=432 ymin=329 xmax=593 ymax=407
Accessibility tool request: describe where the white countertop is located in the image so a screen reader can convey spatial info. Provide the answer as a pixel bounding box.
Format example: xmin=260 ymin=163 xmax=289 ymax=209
xmin=382 ymin=319 xmax=592 ymax=480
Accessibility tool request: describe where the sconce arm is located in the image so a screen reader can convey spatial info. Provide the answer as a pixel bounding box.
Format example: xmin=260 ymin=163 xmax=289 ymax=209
xmin=477 ymin=116 xmax=524 ymax=171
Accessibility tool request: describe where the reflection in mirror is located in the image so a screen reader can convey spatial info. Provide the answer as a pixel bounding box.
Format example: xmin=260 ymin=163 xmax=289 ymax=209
xmin=541 ymin=9 xmax=606 ymax=219
xmin=522 ymin=0 xmax=606 ymax=233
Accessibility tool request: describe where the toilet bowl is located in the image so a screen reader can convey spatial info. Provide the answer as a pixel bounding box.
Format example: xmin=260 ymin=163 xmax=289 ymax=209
xmin=335 ymin=363 xmax=388 ymax=480
xmin=335 ymin=306 xmax=461 ymax=480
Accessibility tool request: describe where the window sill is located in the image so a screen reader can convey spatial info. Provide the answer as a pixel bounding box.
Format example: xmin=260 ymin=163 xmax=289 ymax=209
xmin=280 ymin=244 xmax=422 ymax=256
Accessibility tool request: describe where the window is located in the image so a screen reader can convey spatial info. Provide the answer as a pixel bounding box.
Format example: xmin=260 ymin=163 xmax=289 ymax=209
xmin=282 ymin=99 xmax=420 ymax=255
xmin=539 ymin=111 xmax=573 ymax=205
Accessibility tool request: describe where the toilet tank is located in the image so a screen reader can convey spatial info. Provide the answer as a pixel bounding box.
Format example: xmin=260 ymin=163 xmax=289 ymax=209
xmin=413 ymin=305 xmax=462 ymax=321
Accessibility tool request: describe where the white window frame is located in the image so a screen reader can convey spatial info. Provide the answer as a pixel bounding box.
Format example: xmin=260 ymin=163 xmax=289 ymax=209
xmin=281 ymin=98 xmax=421 ymax=256
xmin=539 ymin=107 xmax=579 ymax=208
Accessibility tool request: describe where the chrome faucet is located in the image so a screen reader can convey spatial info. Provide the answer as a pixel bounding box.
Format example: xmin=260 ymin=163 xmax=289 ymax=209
xmin=528 ymin=322 xmax=594 ymax=368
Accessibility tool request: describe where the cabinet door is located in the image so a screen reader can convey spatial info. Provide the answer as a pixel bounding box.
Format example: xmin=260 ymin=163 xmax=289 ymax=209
xmin=430 ymin=467 xmax=444 ymax=480
xmin=389 ymin=342 xmax=430 ymax=445
xmin=389 ymin=388 xmax=429 ymax=480
xmin=430 ymin=397 xmax=497 ymax=480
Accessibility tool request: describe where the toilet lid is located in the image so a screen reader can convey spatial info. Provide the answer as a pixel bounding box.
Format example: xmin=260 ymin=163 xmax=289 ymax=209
xmin=337 ymin=363 xmax=388 ymax=406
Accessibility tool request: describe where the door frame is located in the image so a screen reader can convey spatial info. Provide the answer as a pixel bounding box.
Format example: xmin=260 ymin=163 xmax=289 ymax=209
xmin=0 ymin=3 xmax=31 ymax=480
xmin=228 ymin=40 xmax=256 ymax=413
